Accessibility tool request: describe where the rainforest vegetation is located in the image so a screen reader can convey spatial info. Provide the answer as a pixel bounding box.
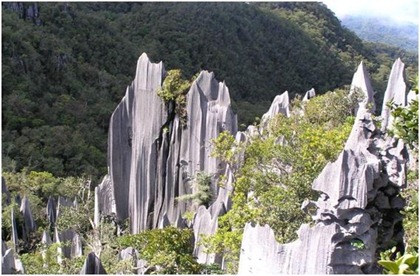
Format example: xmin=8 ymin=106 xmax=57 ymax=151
xmin=1 ymin=2 xmax=418 ymax=274
xmin=2 ymin=2 xmax=418 ymax=179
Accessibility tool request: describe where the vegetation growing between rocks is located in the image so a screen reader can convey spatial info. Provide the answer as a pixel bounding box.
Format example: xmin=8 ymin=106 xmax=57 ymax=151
xmin=378 ymin=77 xmax=419 ymax=274
xmin=201 ymin=89 xmax=357 ymax=273
xmin=157 ymin=69 xmax=194 ymax=126
xmin=387 ymin=76 xmax=419 ymax=151
xmin=176 ymin=171 xmax=213 ymax=209
xmin=2 ymin=2 xmax=419 ymax=274
xmin=118 ymin=227 xmax=223 ymax=274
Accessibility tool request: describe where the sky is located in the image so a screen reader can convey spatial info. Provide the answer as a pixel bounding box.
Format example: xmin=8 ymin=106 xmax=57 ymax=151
xmin=321 ymin=0 xmax=419 ymax=25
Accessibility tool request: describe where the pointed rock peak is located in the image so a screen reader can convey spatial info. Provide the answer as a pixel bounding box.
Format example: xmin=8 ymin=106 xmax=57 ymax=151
xmin=381 ymin=58 xmax=407 ymax=131
xmin=192 ymin=70 xmax=219 ymax=100
xmin=41 ymin=230 xmax=52 ymax=245
xmin=80 ymin=252 xmax=107 ymax=274
xmin=350 ymin=60 xmax=375 ymax=112
xmin=137 ymin=52 xmax=162 ymax=66
xmin=134 ymin=52 xmax=164 ymax=91
xmin=261 ymin=91 xmax=290 ymax=123
xmin=303 ymin=88 xmax=316 ymax=101
xmin=139 ymin=52 xmax=149 ymax=60
xmin=217 ymin=81 xmax=232 ymax=106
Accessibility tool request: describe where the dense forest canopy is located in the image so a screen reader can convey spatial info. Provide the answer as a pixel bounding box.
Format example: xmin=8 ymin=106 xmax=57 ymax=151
xmin=2 ymin=2 xmax=418 ymax=180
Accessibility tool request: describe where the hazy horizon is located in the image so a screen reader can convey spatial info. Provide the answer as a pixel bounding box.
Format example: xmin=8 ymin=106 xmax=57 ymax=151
xmin=322 ymin=0 xmax=419 ymax=25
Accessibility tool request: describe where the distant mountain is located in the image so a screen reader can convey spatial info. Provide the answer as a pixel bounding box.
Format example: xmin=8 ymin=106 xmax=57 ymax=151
xmin=341 ymin=15 xmax=418 ymax=52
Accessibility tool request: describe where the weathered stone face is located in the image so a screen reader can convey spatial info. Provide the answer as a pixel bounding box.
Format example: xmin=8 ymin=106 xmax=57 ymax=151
xmin=80 ymin=252 xmax=107 ymax=274
xmin=98 ymin=53 xmax=237 ymax=236
xmin=350 ymin=61 xmax=375 ymax=113
xmin=238 ymin=106 xmax=407 ymax=274
xmin=303 ymin=88 xmax=316 ymax=102
xmin=381 ymin=58 xmax=407 ymax=132
xmin=20 ymin=196 xmax=36 ymax=241
xmin=261 ymin=91 xmax=290 ymax=123
xmin=237 ymin=60 xmax=409 ymax=274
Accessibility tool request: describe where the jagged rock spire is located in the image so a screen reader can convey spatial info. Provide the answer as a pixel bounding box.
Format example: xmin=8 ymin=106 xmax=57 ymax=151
xmin=261 ymin=91 xmax=290 ymax=123
xmin=79 ymin=252 xmax=107 ymax=274
xmin=238 ymin=103 xmax=407 ymax=274
xmin=98 ymin=53 xmax=237 ymax=235
xmin=381 ymin=58 xmax=407 ymax=131
xmin=20 ymin=196 xmax=36 ymax=241
xmin=303 ymin=88 xmax=316 ymax=102
xmin=350 ymin=61 xmax=375 ymax=112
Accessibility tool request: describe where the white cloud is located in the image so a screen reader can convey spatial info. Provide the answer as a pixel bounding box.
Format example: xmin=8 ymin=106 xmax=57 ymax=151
xmin=322 ymin=0 xmax=419 ymax=24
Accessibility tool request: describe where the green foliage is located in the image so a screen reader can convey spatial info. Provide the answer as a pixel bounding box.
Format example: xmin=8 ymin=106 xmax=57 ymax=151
xmin=202 ymin=90 xmax=356 ymax=273
xmin=2 ymin=170 xmax=90 ymax=241
xmin=118 ymin=227 xmax=202 ymax=274
xmin=211 ymin=130 xmax=236 ymax=164
xmin=20 ymin=243 xmax=62 ymax=274
xmin=400 ymin=167 xmax=419 ymax=255
xmin=20 ymin=243 xmax=85 ymax=274
xmin=2 ymin=2 xmax=416 ymax=179
xmin=177 ymin=171 xmax=213 ymax=208
xmin=379 ymin=247 xmax=419 ymax=274
xmin=387 ymin=77 xmax=419 ymax=151
xmin=351 ymin=239 xmax=366 ymax=250
xmin=55 ymin=205 xmax=91 ymax=233
xmin=157 ymin=69 xmax=192 ymax=125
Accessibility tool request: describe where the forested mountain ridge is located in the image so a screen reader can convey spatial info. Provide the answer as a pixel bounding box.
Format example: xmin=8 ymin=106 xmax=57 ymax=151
xmin=2 ymin=2 xmax=418 ymax=180
xmin=341 ymin=15 xmax=418 ymax=53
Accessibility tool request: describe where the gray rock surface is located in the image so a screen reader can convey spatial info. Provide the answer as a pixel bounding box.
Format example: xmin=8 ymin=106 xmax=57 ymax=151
xmin=303 ymin=88 xmax=316 ymax=101
xmin=95 ymin=175 xmax=116 ymax=227
xmin=2 ymin=177 xmax=11 ymax=206
xmin=1 ymin=242 xmax=25 ymax=274
xmin=98 ymin=53 xmax=237 ymax=236
xmin=41 ymin=230 xmax=52 ymax=245
xmin=55 ymin=228 xmax=82 ymax=259
xmin=46 ymin=196 xmax=57 ymax=226
xmin=193 ymin=203 xmax=226 ymax=265
xmin=407 ymin=90 xmax=416 ymax=104
xmin=239 ymin=223 xmax=338 ymax=274
xmin=261 ymin=91 xmax=290 ymax=124
xmin=2 ymin=247 xmax=15 ymax=274
xmin=381 ymin=58 xmax=407 ymax=131
xmin=11 ymin=207 xmax=18 ymax=251
xmin=350 ymin=61 xmax=375 ymax=112
xmin=20 ymin=196 xmax=36 ymax=241
xmin=80 ymin=252 xmax=107 ymax=274
xmin=56 ymin=196 xmax=77 ymax=219
xmin=238 ymin=102 xmax=407 ymax=274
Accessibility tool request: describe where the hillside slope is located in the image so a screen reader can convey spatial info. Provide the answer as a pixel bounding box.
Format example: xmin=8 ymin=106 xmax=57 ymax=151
xmin=341 ymin=15 xmax=418 ymax=53
xmin=2 ymin=2 xmax=417 ymax=179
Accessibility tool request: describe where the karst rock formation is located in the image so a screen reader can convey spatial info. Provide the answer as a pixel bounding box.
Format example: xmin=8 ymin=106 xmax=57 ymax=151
xmin=2 ymin=52 xmax=413 ymax=274
xmin=238 ymin=58 xmax=409 ymax=274
xmin=95 ymin=53 xmax=238 ymax=261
